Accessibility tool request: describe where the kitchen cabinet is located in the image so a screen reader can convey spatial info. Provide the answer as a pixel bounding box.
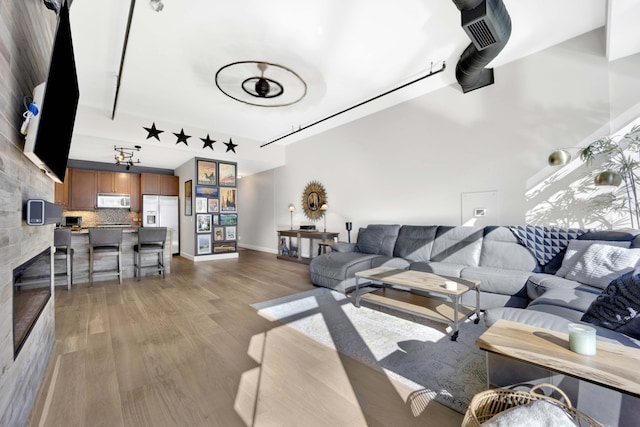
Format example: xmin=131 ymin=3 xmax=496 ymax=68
xmin=141 ymin=173 xmax=178 ymax=196
xmin=54 ymin=168 xmax=70 ymax=207
xmin=97 ymin=171 xmax=130 ymax=194
xmin=69 ymin=168 xmax=97 ymax=210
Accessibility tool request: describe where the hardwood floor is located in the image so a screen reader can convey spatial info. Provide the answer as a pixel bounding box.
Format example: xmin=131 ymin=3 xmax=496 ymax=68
xmin=27 ymin=249 xmax=462 ymax=426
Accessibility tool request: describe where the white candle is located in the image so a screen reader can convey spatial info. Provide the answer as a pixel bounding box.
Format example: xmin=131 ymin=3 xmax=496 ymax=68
xmin=568 ymin=323 xmax=596 ymax=356
xmin=444 ymin=281 xmax=457 ymax=291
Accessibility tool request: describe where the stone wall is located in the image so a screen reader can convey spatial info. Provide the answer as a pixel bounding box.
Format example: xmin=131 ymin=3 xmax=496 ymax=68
xmin=0 ymin=1 xmax=57 ymax=425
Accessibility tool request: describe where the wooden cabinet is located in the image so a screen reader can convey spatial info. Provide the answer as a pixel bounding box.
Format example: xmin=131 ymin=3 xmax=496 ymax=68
xmin=69 ymin=169 xmax=97 ymax=210
xmin=54 ymin=168 xmax=70 ymax=207
xmin=141 ymin=173 xmax=178 ymax=196
xmin=130 ymin=173 xmax=141 ymax=212
xmin=97 ymin=171 xmax=130 ymax=194
xmin=161 ymin=175 xmax=179 ymax=196
xmin=140 ymin=173 xmax=161 ymax=195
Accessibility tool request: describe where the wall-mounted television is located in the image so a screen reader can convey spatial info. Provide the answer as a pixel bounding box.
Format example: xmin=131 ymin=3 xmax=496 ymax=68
xmin=23 ymin=2 xmax=79 ymax=184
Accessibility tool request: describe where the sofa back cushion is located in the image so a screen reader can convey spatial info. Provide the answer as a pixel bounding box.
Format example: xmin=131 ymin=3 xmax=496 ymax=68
xmin=479 ymin=226 xmax=537 ymax=271
xmin=393 ymin=225 xmax=438 ymax=261
xmin=355 ymin=224 xmax=401 ymax=257
xmin=430 ymin=226 xmax=484 ymax=266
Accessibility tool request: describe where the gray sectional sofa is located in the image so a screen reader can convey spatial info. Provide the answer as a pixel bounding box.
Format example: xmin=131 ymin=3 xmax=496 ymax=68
xmin=309 ymin=224 xmax=640 ymax=339
xmin=310 ymin=223 xmax=640 ymax=426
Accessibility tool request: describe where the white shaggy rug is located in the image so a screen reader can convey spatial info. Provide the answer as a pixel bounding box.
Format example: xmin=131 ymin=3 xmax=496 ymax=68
xmin=251 ymin=287 xmax=487 ymax=414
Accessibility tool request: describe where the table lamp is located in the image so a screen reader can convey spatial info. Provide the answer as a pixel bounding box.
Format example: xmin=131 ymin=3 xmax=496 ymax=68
xmin=346 ymin=221 xmax=352 ymax=243
xmin=320 ymin=204 xmax=328 ymax=232
xmin=288 ymin=204 xmax=295 ymax=230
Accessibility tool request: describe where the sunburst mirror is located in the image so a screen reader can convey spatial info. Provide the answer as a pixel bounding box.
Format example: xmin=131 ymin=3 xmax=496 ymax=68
xmin=301 ymin=180 xmax=327 ymax=221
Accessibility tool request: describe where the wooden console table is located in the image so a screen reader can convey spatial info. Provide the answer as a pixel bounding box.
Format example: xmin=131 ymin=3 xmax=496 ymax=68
xmin=277 ymin=230 xmax=339 ymax=264
xmin=477 ymin=319 xmax=640 ymax=397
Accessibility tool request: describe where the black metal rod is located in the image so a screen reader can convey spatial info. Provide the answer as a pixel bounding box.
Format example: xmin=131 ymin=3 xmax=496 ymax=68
xmin=260 ymin=61 xmax=446 ymax=148
xmin=111 ymin=0 xmax=136 ymax=120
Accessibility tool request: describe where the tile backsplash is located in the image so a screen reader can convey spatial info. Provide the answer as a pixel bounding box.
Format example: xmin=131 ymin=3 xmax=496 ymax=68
xmin=63 ymin=209 xmax=141 ymax=227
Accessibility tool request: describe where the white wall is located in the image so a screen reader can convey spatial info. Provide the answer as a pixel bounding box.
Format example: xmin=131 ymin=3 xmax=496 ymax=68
xmin=176 ymin=159 xmax=196 ymax=258
xmin=239 ymin=29 xmax=640 ymax=253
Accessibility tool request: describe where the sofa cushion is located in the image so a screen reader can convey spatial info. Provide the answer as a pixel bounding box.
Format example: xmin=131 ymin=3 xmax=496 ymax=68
xmin=526 ymin=273 xmax=595 ymax=300
xmin=309 ymin=252 xmax=382 ymax=282
xmin=329 ymin=242 xmax=356 ymax=252
xmin=479 ymin=226 xmax=538 ymax=271
xmin=527 ymin=287 xmax=598 ymax=313
xmin=393 ymin=225 xmax=438 ymax=261
xmin=460 ymin=266 xmax=529 ymax=297
xmin=355 ymin=224 xmax=401 ymax=256
xmin=582 ymin=268 xmax=640 ymax=340
xmin=564 ymin=244 xmax=640 ymax=289
xmin=370 ymin=256 xmax=411 ymax=270
xmin=556 ymin=239 xmax=630 ymax=277
xmin=410 ymin=261 xmax=467 ymax=277
xmin=430 ymin=226 xmax=484 ymax=266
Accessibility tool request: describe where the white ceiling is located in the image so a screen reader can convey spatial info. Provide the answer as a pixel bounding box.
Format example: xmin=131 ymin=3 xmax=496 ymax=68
xmin=65 ymin=0 xmax=639 ymax=176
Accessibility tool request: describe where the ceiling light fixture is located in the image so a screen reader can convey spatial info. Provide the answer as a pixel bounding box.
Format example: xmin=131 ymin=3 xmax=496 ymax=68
xmin=149 ymin=0 xmax=164 ymax=12
xmin=215 ymin=61 xmax=306 ymax=107
xmin=114 ymin=145 xmax=142 ymax=170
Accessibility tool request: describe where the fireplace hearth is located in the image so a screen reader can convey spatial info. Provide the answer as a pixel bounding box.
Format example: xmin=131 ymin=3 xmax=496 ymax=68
xmin=13 ymin=248 xmax=52 ymax=358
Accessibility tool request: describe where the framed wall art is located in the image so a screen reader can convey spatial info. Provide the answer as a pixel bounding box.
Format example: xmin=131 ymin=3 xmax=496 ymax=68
xmin=220 ymin=187 xmax=237 ymax=212
xmin=208 ymin=198 xmax=219 ymax=213
xmin=195 ymin=197 xmax=208 ymax=213
xmin=196 ymin=214 xmax=212 ymax=233
xmin=214 ymin=227 xmax=224 ymax=241
xmin=185 ymin=180 xmax=192 ymax=216
xmin=197 ymin=160 xmax=217 ymax=185
xmin=225 ymin=226 xmax=236 ymax=241
xmin=214 ymin=242 xmax=236 ymax=253
xmin=219 ymin=163 xmax=236 ymax=186
xmin=197 ymin=234 xmax=211 ymax=254
xmin=213 ymin=214 xmax=219 ymax=225
xmin=195 ymin=185 xmax=218 ymax=198
xmin=220 ymin=213 xmax=237 ymax=226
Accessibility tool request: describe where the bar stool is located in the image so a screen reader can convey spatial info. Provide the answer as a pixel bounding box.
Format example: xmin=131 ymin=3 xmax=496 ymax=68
xmin=54 ymin=228 xmax=74 ymax=290
xmin=134 ymin=227 xmax=167 ymax=281
xmin=88 ymin=228 xmax=123 ymax=287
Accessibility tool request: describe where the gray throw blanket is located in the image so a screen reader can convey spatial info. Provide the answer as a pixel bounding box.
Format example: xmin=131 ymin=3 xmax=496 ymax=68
xmin=582 ymin=268 xmax=640 ymax=340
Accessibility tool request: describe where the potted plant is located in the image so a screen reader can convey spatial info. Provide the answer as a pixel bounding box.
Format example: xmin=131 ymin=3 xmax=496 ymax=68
xmin=579 ymin=124 xmax=640 ymax=228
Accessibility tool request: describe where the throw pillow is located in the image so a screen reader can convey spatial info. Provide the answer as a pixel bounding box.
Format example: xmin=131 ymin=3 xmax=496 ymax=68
xmin=556 ymin=239 xmax=630 ymax=277
xmin=564 ymin=244 xmax=640 ymax=289
xmin=354 ymin=224 xmax=400 ymax=256
xmin=582 ymin=268 xmax=640 ymax=340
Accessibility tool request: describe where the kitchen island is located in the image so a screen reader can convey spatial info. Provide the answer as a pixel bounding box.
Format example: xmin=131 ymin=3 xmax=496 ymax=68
xmin=65 ymin=227 xmax=172 ymax=285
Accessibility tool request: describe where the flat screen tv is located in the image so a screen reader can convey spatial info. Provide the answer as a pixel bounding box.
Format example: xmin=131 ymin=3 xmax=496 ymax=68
xmin=23 ymin=2 xmax=79 ymax=184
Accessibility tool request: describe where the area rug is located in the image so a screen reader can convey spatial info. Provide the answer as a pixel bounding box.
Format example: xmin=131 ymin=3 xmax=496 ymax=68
xmin=251 ymin=287 xmax=487 ymax=414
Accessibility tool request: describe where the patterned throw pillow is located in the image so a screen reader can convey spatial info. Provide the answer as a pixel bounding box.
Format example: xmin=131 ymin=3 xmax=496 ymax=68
xmin=564 ymin=244 xmax=640 ymax=289
xmin=582 ymin=268 xmax=640 ymax=340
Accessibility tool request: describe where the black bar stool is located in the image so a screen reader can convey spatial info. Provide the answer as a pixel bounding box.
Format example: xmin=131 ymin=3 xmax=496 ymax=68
xmin=134 ymin=227 xmax=167 ymax=281
xmin=88 ymin=228 xmax=123 ymax=287
xmin=54 ymin=228 xmax=74 ymax=290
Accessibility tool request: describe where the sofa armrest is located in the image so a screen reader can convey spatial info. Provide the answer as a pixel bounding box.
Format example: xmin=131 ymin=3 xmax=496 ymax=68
xmin=330 ymin=242 xmax=357 ymax=252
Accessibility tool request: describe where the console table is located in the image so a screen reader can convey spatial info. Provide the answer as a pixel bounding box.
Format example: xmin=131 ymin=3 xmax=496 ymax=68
xmin=476 ymin=319 xmax=640 ymax=426
xmin=277 ymin=230 xmax=339 ymax=264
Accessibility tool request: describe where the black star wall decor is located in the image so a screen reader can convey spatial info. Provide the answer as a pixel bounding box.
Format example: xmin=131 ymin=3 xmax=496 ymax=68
xmin=174 ymin=128 xmax=191 ymax=146
xmin=224 ymin=138 xmax=238 ymax=153
xmin=143 ymin=122 xmax=164 ymax=141
xmin=201 ymin=134 xmax=216 ymax=150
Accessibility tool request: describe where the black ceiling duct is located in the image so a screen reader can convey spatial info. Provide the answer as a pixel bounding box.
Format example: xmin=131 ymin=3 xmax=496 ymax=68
xmin=452 ymin=0 xmax=511 ymax=93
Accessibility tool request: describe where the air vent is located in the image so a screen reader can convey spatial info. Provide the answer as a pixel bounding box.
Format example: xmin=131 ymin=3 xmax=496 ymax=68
xmin=461 ymin=0 xmax=501 ymax=50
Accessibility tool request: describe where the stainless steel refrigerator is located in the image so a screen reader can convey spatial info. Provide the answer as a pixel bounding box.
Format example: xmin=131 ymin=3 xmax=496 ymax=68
xmin=142 ymin=195 xmax=179 ymax=255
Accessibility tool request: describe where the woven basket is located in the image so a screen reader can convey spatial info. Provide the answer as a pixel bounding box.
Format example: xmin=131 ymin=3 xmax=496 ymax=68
xmin=462 ymin=383 xmax=604 ymax=427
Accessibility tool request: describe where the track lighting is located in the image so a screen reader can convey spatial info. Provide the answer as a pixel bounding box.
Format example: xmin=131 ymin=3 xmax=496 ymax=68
xmin=114 ymin=145 xmax=142 ymax=169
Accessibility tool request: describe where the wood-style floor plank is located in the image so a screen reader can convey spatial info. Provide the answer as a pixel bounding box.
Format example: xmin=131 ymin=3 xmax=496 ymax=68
xmin=27 ymin=249 xmax=462 ymax=427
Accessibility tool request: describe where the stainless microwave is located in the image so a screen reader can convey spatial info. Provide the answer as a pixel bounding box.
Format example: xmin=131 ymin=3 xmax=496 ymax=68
xmin=96 ymin=193 xmax=131 ymax=209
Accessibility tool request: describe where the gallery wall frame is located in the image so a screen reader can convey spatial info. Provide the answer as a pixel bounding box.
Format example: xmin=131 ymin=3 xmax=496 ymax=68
xmin=197 ymin=160 xmax=217 ymax=185
xmin=195 ymin=197 xmax=208 ymax=213
xmin=185 ymin=180 xmax=192 ymax=216
xmin=197 ymin=234 xmax=211 ymax=254
xmin=195 ymin=185 xmax=219 ymax=198
xmin=220 ymin=187 xmax=237 ymax=212
xmin=196 ymin=214 xmax=212 ymax=233
xmin=219 ymin=163 xmax=236 ymax=187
